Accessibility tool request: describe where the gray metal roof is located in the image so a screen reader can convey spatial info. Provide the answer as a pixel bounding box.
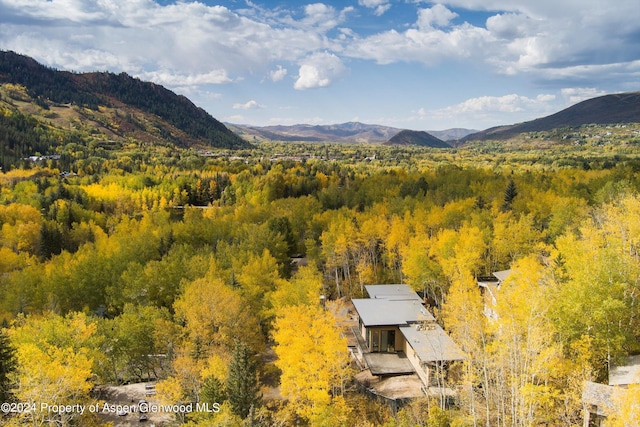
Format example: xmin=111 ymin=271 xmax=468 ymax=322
xmin=352 ymin=298 xmax=434 ymax=326
xmin=492 ymin=270 xmax=512 ymax=282
xmin=582 ymin=381 xmax=620 ymax=416
xmin=609 ymin=354 xmax=640 ymax=386
xmin=365 ymin=284 xmax=422 ymax=301
xmin=399 ymin=324 xmax=466 ymax=363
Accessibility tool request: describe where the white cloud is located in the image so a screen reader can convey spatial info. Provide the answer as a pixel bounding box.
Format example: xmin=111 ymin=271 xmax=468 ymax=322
xmin=560 ymin=88 xmax=607 ymax=105
xmin=2 ymin=0 xmax=640 ymax=129
xmin=140 ymin=70 xmax=232 ymax=86
xmin=359 ymin=0 xmax=391 ymax=16
xmin=417 ymin=4 xmax=458 ymax=29
xmin=302 ymin=3 xmax=340 ymax=29
xmin=233 ymin=100 xmax=263 ymax=110
xmin=269 ymin=65 xmax=288 ymax=82
xmin=345 ymin=5 xmax=489 ymax=65
xmin=485 ymin=13 xmax=537 ymax=39
xmin=346 ymin=0 xmax=640 ymax=84
xmin=437 ymin=93 xmax=556 ymax=114
xmin=267 ymin=2 xmax=352 ymax=31
xmin=294 ymin=52 xmax=347 ymax=90
xmin=3 ymin=0 xmax=638 ymax=91
xmin=424 ymin=93 xmax=558 ymax=128
xmin=0 ymin=0 xmax=333 ymax=85
xmin=350 ymin=26 xmax=488 ymax=65
xmin=225 ymin=114 xmax=246 ymax=123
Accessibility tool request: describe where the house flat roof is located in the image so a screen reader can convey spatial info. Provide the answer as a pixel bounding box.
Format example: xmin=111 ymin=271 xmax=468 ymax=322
xmin=365 ymin=284 xmax=422 ymax=301
xmin=352 ymin=299 xmax=434 ymax=326
xmin=609 ymin=354 xmax=640 ymax=386
xmin=399 ymin=324 xmax=466 ymax=363
xmin=492 ymin=270 xmax=511 ymax=282
xmin=582 ymin=381 xmax=620 ymax=416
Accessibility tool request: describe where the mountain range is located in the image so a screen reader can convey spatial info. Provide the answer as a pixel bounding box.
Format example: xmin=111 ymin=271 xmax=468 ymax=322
xmin=227 ymin=122 xmax=473 ymax=145
xmin=2 ymin=50 xmax=640 ymax=151
xmin=233 ymin=91 xmax=640 ymax=145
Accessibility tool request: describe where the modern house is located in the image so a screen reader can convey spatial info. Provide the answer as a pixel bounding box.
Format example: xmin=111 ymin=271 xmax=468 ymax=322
xmin=582 ymin=355 xmax=640 ymax=426
xmin=477 ymin=270 xmax=511 ymax=320
xmin=351 ymin=285 xmax=465 ymax=397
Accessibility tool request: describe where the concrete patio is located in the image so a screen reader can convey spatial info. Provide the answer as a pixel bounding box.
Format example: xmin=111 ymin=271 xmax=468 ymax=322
xmin=355 ymin=369 xmax=425 ymax=400
xmin=363 ymin=351 xmax=415 ymax=376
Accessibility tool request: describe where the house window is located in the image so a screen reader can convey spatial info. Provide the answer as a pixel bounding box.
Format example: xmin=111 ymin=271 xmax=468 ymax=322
xmin=370 ymin=329 xmax=396 ymax=353
xmin=587 ymin=409 xmax=605 ymax=427
xmin=381 ymin=329 xmax=395 ymax=353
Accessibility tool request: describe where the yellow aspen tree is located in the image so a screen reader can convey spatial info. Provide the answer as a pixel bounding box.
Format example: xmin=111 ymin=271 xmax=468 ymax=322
xmin=320 ymin=212 xmax=358 ymax=297
xmin=383 ymin=213 xmax=411 ymax=283
xmin=0 ymin=203 xmax=42 ymax=254
xmin=401 ymin=234 xmax=442 ymax=303
xmin=174 ymin=276 xmax=264 ymax=356
xmin=0 ymin=247 xmax=32 ymax=274
xmin=488 ymin=255 xmax=561 ymax=427
xmin=553 ymin=199 xmax=639 ymax=380
xmin=491 ymin=211 xmax=545 ymax=270
xmin=7 ymin=312 xmax=99 ymax=427
xmin=426 ymin=224 xmax=486 ymax=306
xmin=156 ymin=348 xmax=231 ymax=424
xmin=553 ymin=335 xmax=595 ymax=425
xmin=606 ymin=383 xmax=640 ymax=427
xmin=354 ymin=211 xmax=387 ymax=289
xmin=271 ymin=265 xmax=323 ymax=311
xmin=272 ymin=303 xmax=351 ymax=425
xmin=441 ymin=272 xmax=488 ymax=424
xmin=430 ymin=225 xmax=486 ymax=282
xmin=236 ymin=249 xmax=288 ymax=325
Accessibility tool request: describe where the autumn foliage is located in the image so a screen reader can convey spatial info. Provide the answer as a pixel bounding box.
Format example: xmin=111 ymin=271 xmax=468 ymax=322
xmin=0 ymin=136 xmax=639 ymax=425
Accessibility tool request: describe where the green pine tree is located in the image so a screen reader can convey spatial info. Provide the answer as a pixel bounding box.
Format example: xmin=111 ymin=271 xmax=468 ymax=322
xmin=201 ymin=375 xmax=227 ymax=407
xmin=226 ymin=340 xmax=261 ymax=418
xmin=503 ymin=179 xmax=518 ymax=210
xmin=0 ymin=329 xmax=16 ymax=403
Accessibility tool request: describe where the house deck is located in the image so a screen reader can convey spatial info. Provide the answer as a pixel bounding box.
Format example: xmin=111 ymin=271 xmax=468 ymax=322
xmin=364 ymin=352 xmax=415 ymax=376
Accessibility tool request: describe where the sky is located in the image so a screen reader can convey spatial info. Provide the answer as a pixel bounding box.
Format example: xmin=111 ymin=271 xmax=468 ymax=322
xmin=1 ymin=0 xmax=639 ymax=131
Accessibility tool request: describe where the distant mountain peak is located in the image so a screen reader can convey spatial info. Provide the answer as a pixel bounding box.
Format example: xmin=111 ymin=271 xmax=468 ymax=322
xmin=384 ymin=130 xmax=451 ymax=148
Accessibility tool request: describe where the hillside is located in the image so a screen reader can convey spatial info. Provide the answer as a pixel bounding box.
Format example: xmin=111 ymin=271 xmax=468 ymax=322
xmin=384 ymin=129 xmax=450 ymax=148
xmin=463 ymin=91 xmax=640 ymax=142
xmin=230 ymin=122 xmax=474 ymax=144
xmin=428 ymin=128 xmax=477 ymax=142
xmin=0 ymin=51 xmax=250 ymax=151
xmin=230 ymin=122 xmax=400 ymax=143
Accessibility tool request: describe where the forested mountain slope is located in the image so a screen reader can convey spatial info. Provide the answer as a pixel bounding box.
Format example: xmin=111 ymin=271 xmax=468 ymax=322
xmin=463 ymin=91 xmax=640 ymax=141
xmin=0 ymin=51 xmax=249 ymax=161
xmin=384 ymin=129 xmax=451 ymax=147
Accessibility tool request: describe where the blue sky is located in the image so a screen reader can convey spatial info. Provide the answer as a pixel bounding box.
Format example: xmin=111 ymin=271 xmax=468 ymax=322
xmin=1 ymin=0 xmax=639 ymax=131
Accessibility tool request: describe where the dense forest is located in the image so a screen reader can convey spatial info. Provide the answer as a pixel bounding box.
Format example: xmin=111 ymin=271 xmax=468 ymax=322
xmin=1 ymin=92 xmax=640 ymax=425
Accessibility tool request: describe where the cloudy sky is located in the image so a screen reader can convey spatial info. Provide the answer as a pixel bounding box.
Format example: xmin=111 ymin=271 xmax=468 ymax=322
xmin=1 ymin=0 xmax=639 ymax=131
